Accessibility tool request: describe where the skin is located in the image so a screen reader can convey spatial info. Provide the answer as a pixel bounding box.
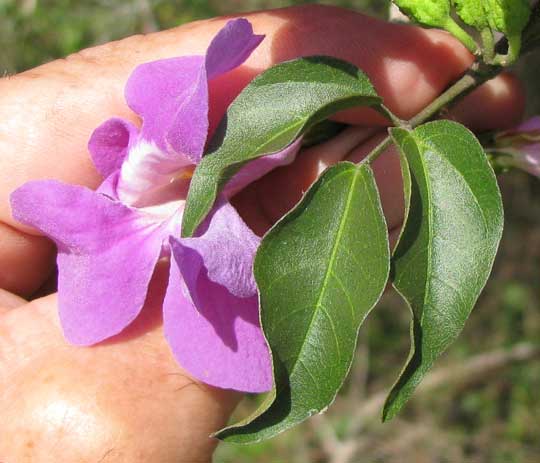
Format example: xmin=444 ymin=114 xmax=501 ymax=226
xmin=0 ymin=5 xmax=525 ymax=462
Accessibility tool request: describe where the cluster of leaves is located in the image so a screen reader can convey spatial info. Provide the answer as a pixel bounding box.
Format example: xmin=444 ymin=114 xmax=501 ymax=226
xmin=392 ymin=0 xmax=533 ymax=63
xmin=180 ymin=0 xmax=540 ymax=443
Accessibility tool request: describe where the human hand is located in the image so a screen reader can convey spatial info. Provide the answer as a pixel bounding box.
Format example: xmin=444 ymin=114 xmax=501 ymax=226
xmin=0 ymin=5 xmax=524 ymax=462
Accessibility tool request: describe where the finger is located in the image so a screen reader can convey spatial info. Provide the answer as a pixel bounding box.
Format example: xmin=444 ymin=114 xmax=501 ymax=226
xmin=345 ymin=132 xmax=404 ymax=233
xmin=0 ymin=222 xmax=55 ymax=296
xmin=0 ymin=6 xmax=476 ymax=226
xmin=246 ymin=128 xmax=404 ymax=229
xmin=447 ymin=72 xmax=525 ymax=130
xmin=347 ymin=74 xmax=526 ymax=233
xmin=235 ymin=126 xmax=378 ymax=228
xmin=1 ymin=269 xmax=240 ymax=461
xmin=305 ymin=72 xmax=524 ymax=236
xmin=325 ymin=73 xmax=523 ymax=227
xmin=245 ymin=73 xmax=524 ymax=237
xmin=0 ymin=289 xmax=26 ymax=311
xmin=0 ymin=4 xmax=518 ymax=295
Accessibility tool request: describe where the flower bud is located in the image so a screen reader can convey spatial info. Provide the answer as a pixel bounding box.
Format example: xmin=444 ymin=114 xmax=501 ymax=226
xmin=489 ymin=116 xmax=540 ymax=177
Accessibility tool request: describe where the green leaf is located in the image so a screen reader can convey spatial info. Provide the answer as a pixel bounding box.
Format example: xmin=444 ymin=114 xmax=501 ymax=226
xmin=455 ymin=0 xmax=530 ymax=35
xmin=217 ymin=162 xmax=390 ymax=443
xmin=181 ymin=56 xmax=381 ymax=237
xmin=391 ymin=0 xmax=478 ymax=53
xmin=393 ymin=0 xmax=451 ymax=27
xmin=454 ymin=0 xmax=531 ymax=59
xmin=453 ymin=0 xmax=488 ymax=30
xmin=384 ymin=121 xmax=504 ymax=421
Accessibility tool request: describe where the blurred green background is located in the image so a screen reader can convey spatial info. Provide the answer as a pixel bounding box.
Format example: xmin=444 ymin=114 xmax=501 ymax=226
xmin=1 ymin=1 xmax=539 ymax=462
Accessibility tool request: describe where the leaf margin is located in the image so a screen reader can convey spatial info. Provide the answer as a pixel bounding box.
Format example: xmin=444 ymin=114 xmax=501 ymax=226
xmin=382 ymin=120 xmax=505 ymax=422
xmin=181 ymin=55 xmax=383 ymax=237
xmin=217 ymin=161 xmax=390 ymax=443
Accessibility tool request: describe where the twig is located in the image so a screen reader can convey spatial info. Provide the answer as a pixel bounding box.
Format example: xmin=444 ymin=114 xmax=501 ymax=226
xmin=345 ymin=334 xmax=369 ymax=402
xmin=137 ymin=0 xmax=159 ymax=33
xmin=353 ymin=342 xmax=539 ymax=434
xmin=362 ymin=59 xmax=500 ymax=165
xmin=20 ymin=0 xmax=38 ymax=15
xmin=309 ymin=414 xmax=341 ymax=459
xmin=309 ymin=336 xmax=370 ymax=463
xmin=319 ymin=342 xmax=540 ymax=463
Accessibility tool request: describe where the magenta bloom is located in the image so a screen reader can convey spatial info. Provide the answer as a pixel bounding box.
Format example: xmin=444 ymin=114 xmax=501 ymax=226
xmin=10 ymin=19 xmax=299 ymax=392
xmin=492 ymin=116 xmax=540 ymax=177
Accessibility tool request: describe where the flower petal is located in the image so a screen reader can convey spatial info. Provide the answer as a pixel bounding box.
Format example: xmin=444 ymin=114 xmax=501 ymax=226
xmin=175 ymin=201 xmax=260 ymax=298
xmin=115 ymin=19 xmax=265 ymax=205
xmin=164 ymin=65 xmax=209 ymax=164
xmin=205 ymin=18 xmax=264 ymax=80
xmin=125 ymin=55 xmax=206 ymax=161
xmin=124 ymin=18 xmax=263 ymax=164
xmin=10 ymin=180 xmax=167 ymax=345
xmin=97 ymin=170 xmax=120 ymax=199
xmin=88 ymin=118 xmax=139 ymax=178
xmin=517 ymin=116 xmax=540 ymax=132
xmin=496 ymin=117 xmax=540 ymax=146
xmin=116 ymin=139 xmax=191 ymax=206
xmin=165 ymin=18 xmax=264 ymax=164
xmin=163 ymin=241 xmax=272 ymax=393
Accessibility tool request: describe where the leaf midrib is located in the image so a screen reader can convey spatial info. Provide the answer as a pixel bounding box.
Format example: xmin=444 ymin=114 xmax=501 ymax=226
xmin=194 ymin=96 xmax=370 ymax=233
xmin=415 ymin=136 xmax=491 ymax=326
xmin=217 ymin=94 xmax=375 ymax=169
xmin=417 ymin=138 xmax=434 ymax=329
xmin=417 ymin=136 xmax=489 ymax=233
xmin=288 ymin=166 xmax=360 ymax=381
xmin=192 ymin=117 xmax=306 ymax=231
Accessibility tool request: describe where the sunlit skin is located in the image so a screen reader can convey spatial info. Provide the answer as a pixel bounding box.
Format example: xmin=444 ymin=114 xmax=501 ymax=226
xmin=0 ymin=5 xmax=524 ymax=462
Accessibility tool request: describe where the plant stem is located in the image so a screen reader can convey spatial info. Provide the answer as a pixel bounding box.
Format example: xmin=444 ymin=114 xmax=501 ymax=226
xmin=361 ymin=136 xmax=394 ymax=165
xmin=481 ymin=28 xmax=495 ymax=63
xmin=376 ymin=104 xmax=407 ymax=128
xmin=408 ymin=62 xmax=498 ymax=128
xmin=363 ymin=61 xmax=501 ymax=165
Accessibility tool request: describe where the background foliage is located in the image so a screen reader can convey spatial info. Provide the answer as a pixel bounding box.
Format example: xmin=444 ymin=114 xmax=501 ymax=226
xmin=1 ymin=1 xmax=539 ymax=462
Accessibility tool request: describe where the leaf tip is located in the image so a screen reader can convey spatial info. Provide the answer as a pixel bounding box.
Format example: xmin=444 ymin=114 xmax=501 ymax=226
xmin=212 ymin=425 xmax=264 ymax=445
xmin=381 ymin=397 xmax=400 ymax=423
xmin=212 ymin=426 xmax=242 ymax=443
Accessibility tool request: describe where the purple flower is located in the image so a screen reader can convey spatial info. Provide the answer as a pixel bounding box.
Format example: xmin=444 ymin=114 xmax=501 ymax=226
xmin=10 ymin=19 xmax=300 ymax=393
xmin=491 ymin=116 xmax=540 ymax=177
